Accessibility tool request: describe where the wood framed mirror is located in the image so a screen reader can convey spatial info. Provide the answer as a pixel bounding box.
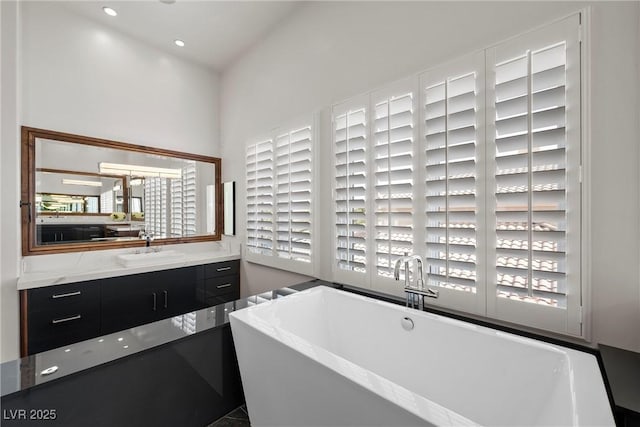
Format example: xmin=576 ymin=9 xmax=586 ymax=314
xmin=21 ymin=127 xmax=222 ymax=256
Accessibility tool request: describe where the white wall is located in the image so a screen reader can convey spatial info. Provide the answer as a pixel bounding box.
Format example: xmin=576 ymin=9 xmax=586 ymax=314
xmin=1 ymin=0 xmax=21 ymax=364
xmin=0 ymin=2 xmax=220 ymax=362
xmin=21 ymin=2 xmax=220 ymax=154
xmin=221 ymin=1 xmax=640 ymax=351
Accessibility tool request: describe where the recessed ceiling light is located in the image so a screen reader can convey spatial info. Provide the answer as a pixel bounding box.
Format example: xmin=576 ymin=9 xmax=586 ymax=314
xmin=102 ymin=6 xmax=117 ymax=17
xmin=174 ymin=39 xmax=185 ymax=48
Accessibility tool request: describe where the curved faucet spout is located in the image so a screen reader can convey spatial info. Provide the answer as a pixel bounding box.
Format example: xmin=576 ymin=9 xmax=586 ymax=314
xmin=393 ymin=254 xmax=424 ymax=290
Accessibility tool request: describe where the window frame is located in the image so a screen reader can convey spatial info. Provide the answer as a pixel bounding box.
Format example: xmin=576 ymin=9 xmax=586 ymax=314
xmin=485 ymin=14 xmax=583 ymax=335
xmin=245 ymin=115 xmax=318 ymax=277
xmin=329 ymin=12 xmax=588 ymax=337
xmin=418 ymin=51 xmax=487 ymax=316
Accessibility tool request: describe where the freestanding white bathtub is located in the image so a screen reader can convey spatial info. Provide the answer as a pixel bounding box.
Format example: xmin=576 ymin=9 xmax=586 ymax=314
xmin=230 ymin=286 xmax=614 ymax=426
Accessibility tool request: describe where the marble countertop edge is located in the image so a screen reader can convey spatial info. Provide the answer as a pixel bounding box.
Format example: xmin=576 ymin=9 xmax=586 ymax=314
xmin=17 ymin=252 xmax=241 ymax=290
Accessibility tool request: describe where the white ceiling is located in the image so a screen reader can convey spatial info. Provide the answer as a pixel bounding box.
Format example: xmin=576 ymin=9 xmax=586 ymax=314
xmin=60 ymin=1 xmax=300 ymax=72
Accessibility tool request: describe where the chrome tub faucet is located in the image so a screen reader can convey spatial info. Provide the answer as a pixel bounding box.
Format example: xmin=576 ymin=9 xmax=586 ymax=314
xmin=393 ymin=252 xmax=438 ymax=310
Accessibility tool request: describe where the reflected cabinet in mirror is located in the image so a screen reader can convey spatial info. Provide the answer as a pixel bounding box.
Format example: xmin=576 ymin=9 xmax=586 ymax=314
xmin=21 ymin=127 xmax=222 ymax=255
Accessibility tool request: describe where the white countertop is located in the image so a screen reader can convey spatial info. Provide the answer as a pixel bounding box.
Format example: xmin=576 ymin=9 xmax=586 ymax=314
xmin=17 ymin=242 xmax=241 ymax=290
xmin=105 ymin=225 xmax=144 ymax=231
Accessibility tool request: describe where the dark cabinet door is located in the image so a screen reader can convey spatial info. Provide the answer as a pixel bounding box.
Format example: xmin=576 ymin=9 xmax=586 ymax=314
xmin=101 ymin=267 xmax=200 ymax=335
xmin=82 ymin=225 xmax=105 ymax=240
xmin=36 ymin=224 xmax=106 ymax=245
xmin=101 ymin=273 xmax=160 ymax=335
xmin=36 ymin=225 xmax=56 ymax=244
xmin=150 ymin=266 xmax=199 ymax=317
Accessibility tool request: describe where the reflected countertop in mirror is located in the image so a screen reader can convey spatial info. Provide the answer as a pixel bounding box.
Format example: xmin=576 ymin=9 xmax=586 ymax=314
xmin=1 ymin=280 xmax=336 ymax=398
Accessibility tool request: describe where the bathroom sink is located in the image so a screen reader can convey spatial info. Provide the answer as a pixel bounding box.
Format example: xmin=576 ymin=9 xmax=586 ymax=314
xmin=116 ymin=250 xmax=185 ymax=267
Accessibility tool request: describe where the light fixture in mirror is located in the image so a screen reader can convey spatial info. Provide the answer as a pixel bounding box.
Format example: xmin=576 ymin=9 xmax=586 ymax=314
xmin=223 ymin=181 xmax=235 ymax=236
xmin=21 ymin=127 xmax=222 ymax=255
xmin=61 ymin=178 xmax=103 ymax=187
xmin=99 ymin=162 xmax=183 ymax=179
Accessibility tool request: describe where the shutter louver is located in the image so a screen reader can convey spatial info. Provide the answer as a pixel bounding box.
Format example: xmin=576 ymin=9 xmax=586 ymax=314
xmin=424 ymin=72 xmax=479 ymax=293
xmin=335 ymin=108 xmax=367 ymax=274
xmin=493 ymin=42 xmax=568 ymax=308
xmin=374 ymin=93 xmax=414 ymax=279
xmin=275 ymin=127 xmax=312 ymax=262
xmin=246 ymin=140 xmax=274 ymax=256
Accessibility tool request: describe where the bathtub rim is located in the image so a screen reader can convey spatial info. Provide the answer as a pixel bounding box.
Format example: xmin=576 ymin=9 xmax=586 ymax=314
xmin=230 ymin=285 xmax=615 ymax=426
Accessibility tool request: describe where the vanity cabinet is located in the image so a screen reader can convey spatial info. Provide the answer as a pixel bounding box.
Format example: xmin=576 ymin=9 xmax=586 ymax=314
xmin=36 ymin=224 xmax=105 ymax=245
xmin=197 ymin=260 xmax=241 ymax=306
xmin=21 ymin=260 xmax=240 ymax=356
xmin=26 ymin=280 xmax=102 ymax=355
xmin=101 ymin=266 xmax=200 ymax=335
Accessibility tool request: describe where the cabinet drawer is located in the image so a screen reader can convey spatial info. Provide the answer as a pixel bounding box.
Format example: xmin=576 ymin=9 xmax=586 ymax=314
xmin=28 ymin=306 xmax=100 ymax=354
xmin=28 ymin=281 xmax=100 ymax=314
xmin=203 ymin=275 xmax=239 ymax=306
xmin=202 ymin=260 xmax=240 ymax=279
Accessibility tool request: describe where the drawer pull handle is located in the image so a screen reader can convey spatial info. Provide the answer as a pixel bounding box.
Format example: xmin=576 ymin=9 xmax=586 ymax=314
xmin=216 ymin=267 xmax=232 ymax=272
xmin=217 ymin=283 xmax=232 ymax=289
xmin=52 ymin=314 xmax=81 ymax=324
xmin=51 ymin=291 xmax=81 ymax=299
xmin=163 ymin=290 xmax=168 ymax=309
xmin=152 ymin=293 xmax=157 ymax=311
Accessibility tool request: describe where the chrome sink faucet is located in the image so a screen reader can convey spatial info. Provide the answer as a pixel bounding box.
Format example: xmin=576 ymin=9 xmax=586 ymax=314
xmin=138 ymin=231 xmax=155 ymax=248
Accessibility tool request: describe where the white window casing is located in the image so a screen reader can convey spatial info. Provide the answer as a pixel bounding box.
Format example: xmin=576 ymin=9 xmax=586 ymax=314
xmin=275 ymin=127 xmax=313 ymax=263
xmin=246 ymin=140 xmax=274 ymax=257
xmin=332 ymin=80 xmax=419 ymax=295
xmin=144 ymin=177 xmax=167 ymax=237
xmin=420 ymin=51 xmax=487 ymax=316
xmin=333 ymin=95 xmax=370 ymax=287
xmin=329 ymin=13 xmax=584 ymax=336
xmin=246 ymin=119 xmax=316 ymax=277
xmin=370 ymin=79 xmax=418 ymax=295
xmin=486 ymin=14 xmax=582 ymax=335
xmin=170 ymin=162 xmax=197 ymax=237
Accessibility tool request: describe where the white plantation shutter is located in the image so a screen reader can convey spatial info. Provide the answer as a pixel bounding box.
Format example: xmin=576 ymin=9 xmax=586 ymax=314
xmin=144 ymin=177 xmax=167 ymax=237
xmin=373 ymin=92 xmax=415 ymax=280
xmin=487 ymin=14 xmax=582 ymax=334
xmin=245 ymin=120 xmax=315 ymax=276
xmin=334 ymin=103 xmax=368 ymax=278
xmin=275 ymin=127 xmax=312 ymax=262
xmin=170 ymin=162 xmax=197 ymax=237
xmin=246 ymin=140 xmax=274 ymax=256
xmin=328 ymin=15 xmax=585 ymax=335
xmin=421 ymin=52 xmax=485 ymax=314
xmin=100 ymin=189 xmax=113 ymax=214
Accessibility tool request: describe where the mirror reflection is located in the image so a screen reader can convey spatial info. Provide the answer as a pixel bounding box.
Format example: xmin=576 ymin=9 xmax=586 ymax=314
xmin=36 ymin=171 xmax=124 ymax=215
xmin=22 ymin=128 xmax=222 ymax=254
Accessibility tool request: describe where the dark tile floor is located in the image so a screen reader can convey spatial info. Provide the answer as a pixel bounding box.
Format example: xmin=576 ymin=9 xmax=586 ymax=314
xmin=208 ymin=405 xmax=251 ymax=427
